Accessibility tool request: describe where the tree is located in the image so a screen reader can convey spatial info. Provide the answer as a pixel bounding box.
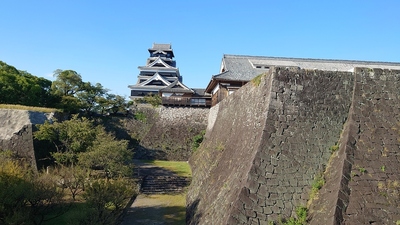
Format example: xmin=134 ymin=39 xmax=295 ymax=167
xmin=34 ymin=115 xmax=134 ymax=176
xmin=77 ymin=82 xmax=107 ymax=114
xmin=144 ymin=94 xmax=162 ymax=107
xmin=0 ymin=61 xmax=56 ymax=107
xmin=51 ymin=69 xmax=85 ymax=113
xmin=78 ymin=128 xmax=132 ymax=179
xmin=55 ymin=166 xmax=88 ymax=201
xmin=34 ymin=115 xmax=98 ymax=166
xmin=51 ymin=69 xmax=83 ymax=96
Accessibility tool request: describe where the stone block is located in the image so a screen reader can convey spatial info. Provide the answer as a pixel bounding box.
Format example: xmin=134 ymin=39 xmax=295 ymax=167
xmin=257 ymin=188 xmax=269 ymax=200
xmin=269 ymin=193 xmax=279 ymax=201
xmin=245 ymin=209 xmax=256 ymax=218
xmin=263 ymin=206 xmax=273 ymax=214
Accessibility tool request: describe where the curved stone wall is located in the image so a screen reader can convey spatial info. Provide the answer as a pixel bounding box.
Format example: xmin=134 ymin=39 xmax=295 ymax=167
xmin=187 ymin=67 xmax=400 ymax=224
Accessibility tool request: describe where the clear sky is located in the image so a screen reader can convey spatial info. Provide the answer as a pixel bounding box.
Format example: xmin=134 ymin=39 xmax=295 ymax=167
xmin=1 ymin=0 xmax=399 ymax=97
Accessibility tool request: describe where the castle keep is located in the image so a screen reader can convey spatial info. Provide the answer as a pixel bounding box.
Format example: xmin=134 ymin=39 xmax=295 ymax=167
xmin=128 ymin=43 xmax=210 ymax=107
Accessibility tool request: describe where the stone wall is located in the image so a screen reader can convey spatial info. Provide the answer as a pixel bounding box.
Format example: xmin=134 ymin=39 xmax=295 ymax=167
xmin=0 ymin=109 xmax=54 ymax=169
xmin=187 ymin=67 xmax=400 ymax=224
xmin=126 ymin=106 xmax=209 ymax=161
xmin=206 ymin=103 xmax=219 ymax=133
xmin=310 ymin=68 xmax=400 ymax=224
xmin=0 ymin=124 xmax=36 ymax=168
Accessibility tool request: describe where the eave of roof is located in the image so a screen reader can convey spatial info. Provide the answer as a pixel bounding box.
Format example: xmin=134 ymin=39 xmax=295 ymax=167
xmin=146 ymin=57 xmax=174 ymax=68
xmin=160 ymin=80 xmax=194 ymax=93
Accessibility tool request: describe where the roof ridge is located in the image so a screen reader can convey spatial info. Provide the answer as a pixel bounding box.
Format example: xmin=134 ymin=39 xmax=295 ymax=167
xmin=223 ymin=54 xmax=400 ymax=65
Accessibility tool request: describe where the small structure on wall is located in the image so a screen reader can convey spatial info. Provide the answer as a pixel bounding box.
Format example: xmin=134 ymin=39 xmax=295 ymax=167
xmin=129 ymin=43 xmax=211 ymax=107
xmin=205 ymin=54 xmax=400 ymax=106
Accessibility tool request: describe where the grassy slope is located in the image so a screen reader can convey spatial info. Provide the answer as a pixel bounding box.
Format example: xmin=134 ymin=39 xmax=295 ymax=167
xmin=143 ymin=160 xmax=192 ymax=177
xmin=0 ymin=104 xmax=58 ymax=113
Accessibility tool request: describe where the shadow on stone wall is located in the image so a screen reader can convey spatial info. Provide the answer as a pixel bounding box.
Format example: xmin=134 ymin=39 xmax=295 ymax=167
xmin=123 ymin=107 xmax=209 ymax=161
xmin=186 ymin=199 xmax=202 ymax=225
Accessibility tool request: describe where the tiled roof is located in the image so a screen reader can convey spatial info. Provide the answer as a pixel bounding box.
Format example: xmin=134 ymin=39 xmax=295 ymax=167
xmin=150 ymin=43 xmax=172 ymax=51
xmin=192 ymin=88 xmax=210 ymax=97
xmin=214 ymin=54 xmax=400 ymax=82
xmin=160 ymin=80 xmax=194 ymax=93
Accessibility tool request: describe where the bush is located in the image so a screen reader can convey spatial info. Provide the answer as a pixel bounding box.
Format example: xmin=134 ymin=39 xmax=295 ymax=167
xmin=82 ymin=178 xmax=137 ymax=225
xmin=134 ymin=111 xmax=147 ymax=122
xmin=134 ymin=94 xmax=162 ymax=107
xmin=0 ymin=151 xmax=65 ymax=224
xmin=192 ymin=130 xmax=206 ymax=151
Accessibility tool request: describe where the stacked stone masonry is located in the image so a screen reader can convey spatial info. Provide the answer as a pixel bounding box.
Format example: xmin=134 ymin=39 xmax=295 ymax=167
xmin=130 ymin=106 xmax=209 ymax=160
xmin=0 ymin=109 xmax=54 ymax=169
xmin=187 ymin=67 xmax=400 ymax=224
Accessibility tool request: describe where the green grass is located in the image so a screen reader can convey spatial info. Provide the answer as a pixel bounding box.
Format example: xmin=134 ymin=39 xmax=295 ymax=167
xmin=278 ymin=206 xmax=308 ymax=225
xmin=0 ymin=104 xmax=59 ymax=113
xmin=143 ymin=160 xmax=192 ymax=177
xmin=42 ymin=202 xmax=89 ymax=225
xmin=251 ymin=73 xmax=265 ymax=86
xmin=309 ymin=174 xmax=325 ymax=203
xmin=329 ymin=144 xmax=339 ymax=153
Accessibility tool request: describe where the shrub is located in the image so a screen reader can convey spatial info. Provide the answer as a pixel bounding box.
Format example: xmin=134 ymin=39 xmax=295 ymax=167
xmin=134 ymin=94 xmax=162 ymax=107
xmin=82 ymin=178 xmax=137 ymax=225
xmin=134 ymin=111 xmax=147 ymax=122
xmin=278 ymin=206 xmax=308 ymax=225
xmin=192 ymin=130 xmax=206 ymax=151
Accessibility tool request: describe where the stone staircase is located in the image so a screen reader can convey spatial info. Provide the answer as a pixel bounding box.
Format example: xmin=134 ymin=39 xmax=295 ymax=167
xmin=140 ymin=175 xmax=191 ymax=194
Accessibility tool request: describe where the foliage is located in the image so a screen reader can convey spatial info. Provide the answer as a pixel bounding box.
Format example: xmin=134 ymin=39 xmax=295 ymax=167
xmin=329 ymin=144 xmax=339 ymax=153
xmin=135 ymin=94 xmax=162 ymax=107
xmin=145 ymin=94 xmax=162 ymax=107
xmin=82 ymin=178 xmax=137 ymax=225
xmin=134 ymin=111 xmax=147 ymax=122
xmin=279 ymin=206 xmax=308 ymax=225
xmin=78 ymin=129 xmax=133 ymax=178
xmin=51 ymin=69 xmax=84 ymax=96
xmin=0 ymin=62 xmax=131 ymax=116
xmin=0 ymin=151 xmax=65 ymax=225
xmin=251 ymin=73 xmax=264 ymax=86
xmin=54 ymin=166 xmax=88 ymax=201
xmin=51 ymin=70 xmax=130 ymax=115
xmin=77 ymin=82 xmax=106 ymax=114
xmin=0 ymin=61 xmax=56 ymax=107
xmin=358 ymin=167 xmax=366 ymax=174
xmin=192 ymin=130 xmax=206 ymax=151
xmin=35 ymin=115 xmax=98 ymax=166
xmin=35 ymin=115 xmax=134 ymax=179
xmin=309 ymin=173 xmax=325 ymax=201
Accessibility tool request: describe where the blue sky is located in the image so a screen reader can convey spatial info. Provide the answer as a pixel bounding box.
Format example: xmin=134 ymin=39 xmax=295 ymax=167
xmin=1 ymin=0 xmax=399 ymax=97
